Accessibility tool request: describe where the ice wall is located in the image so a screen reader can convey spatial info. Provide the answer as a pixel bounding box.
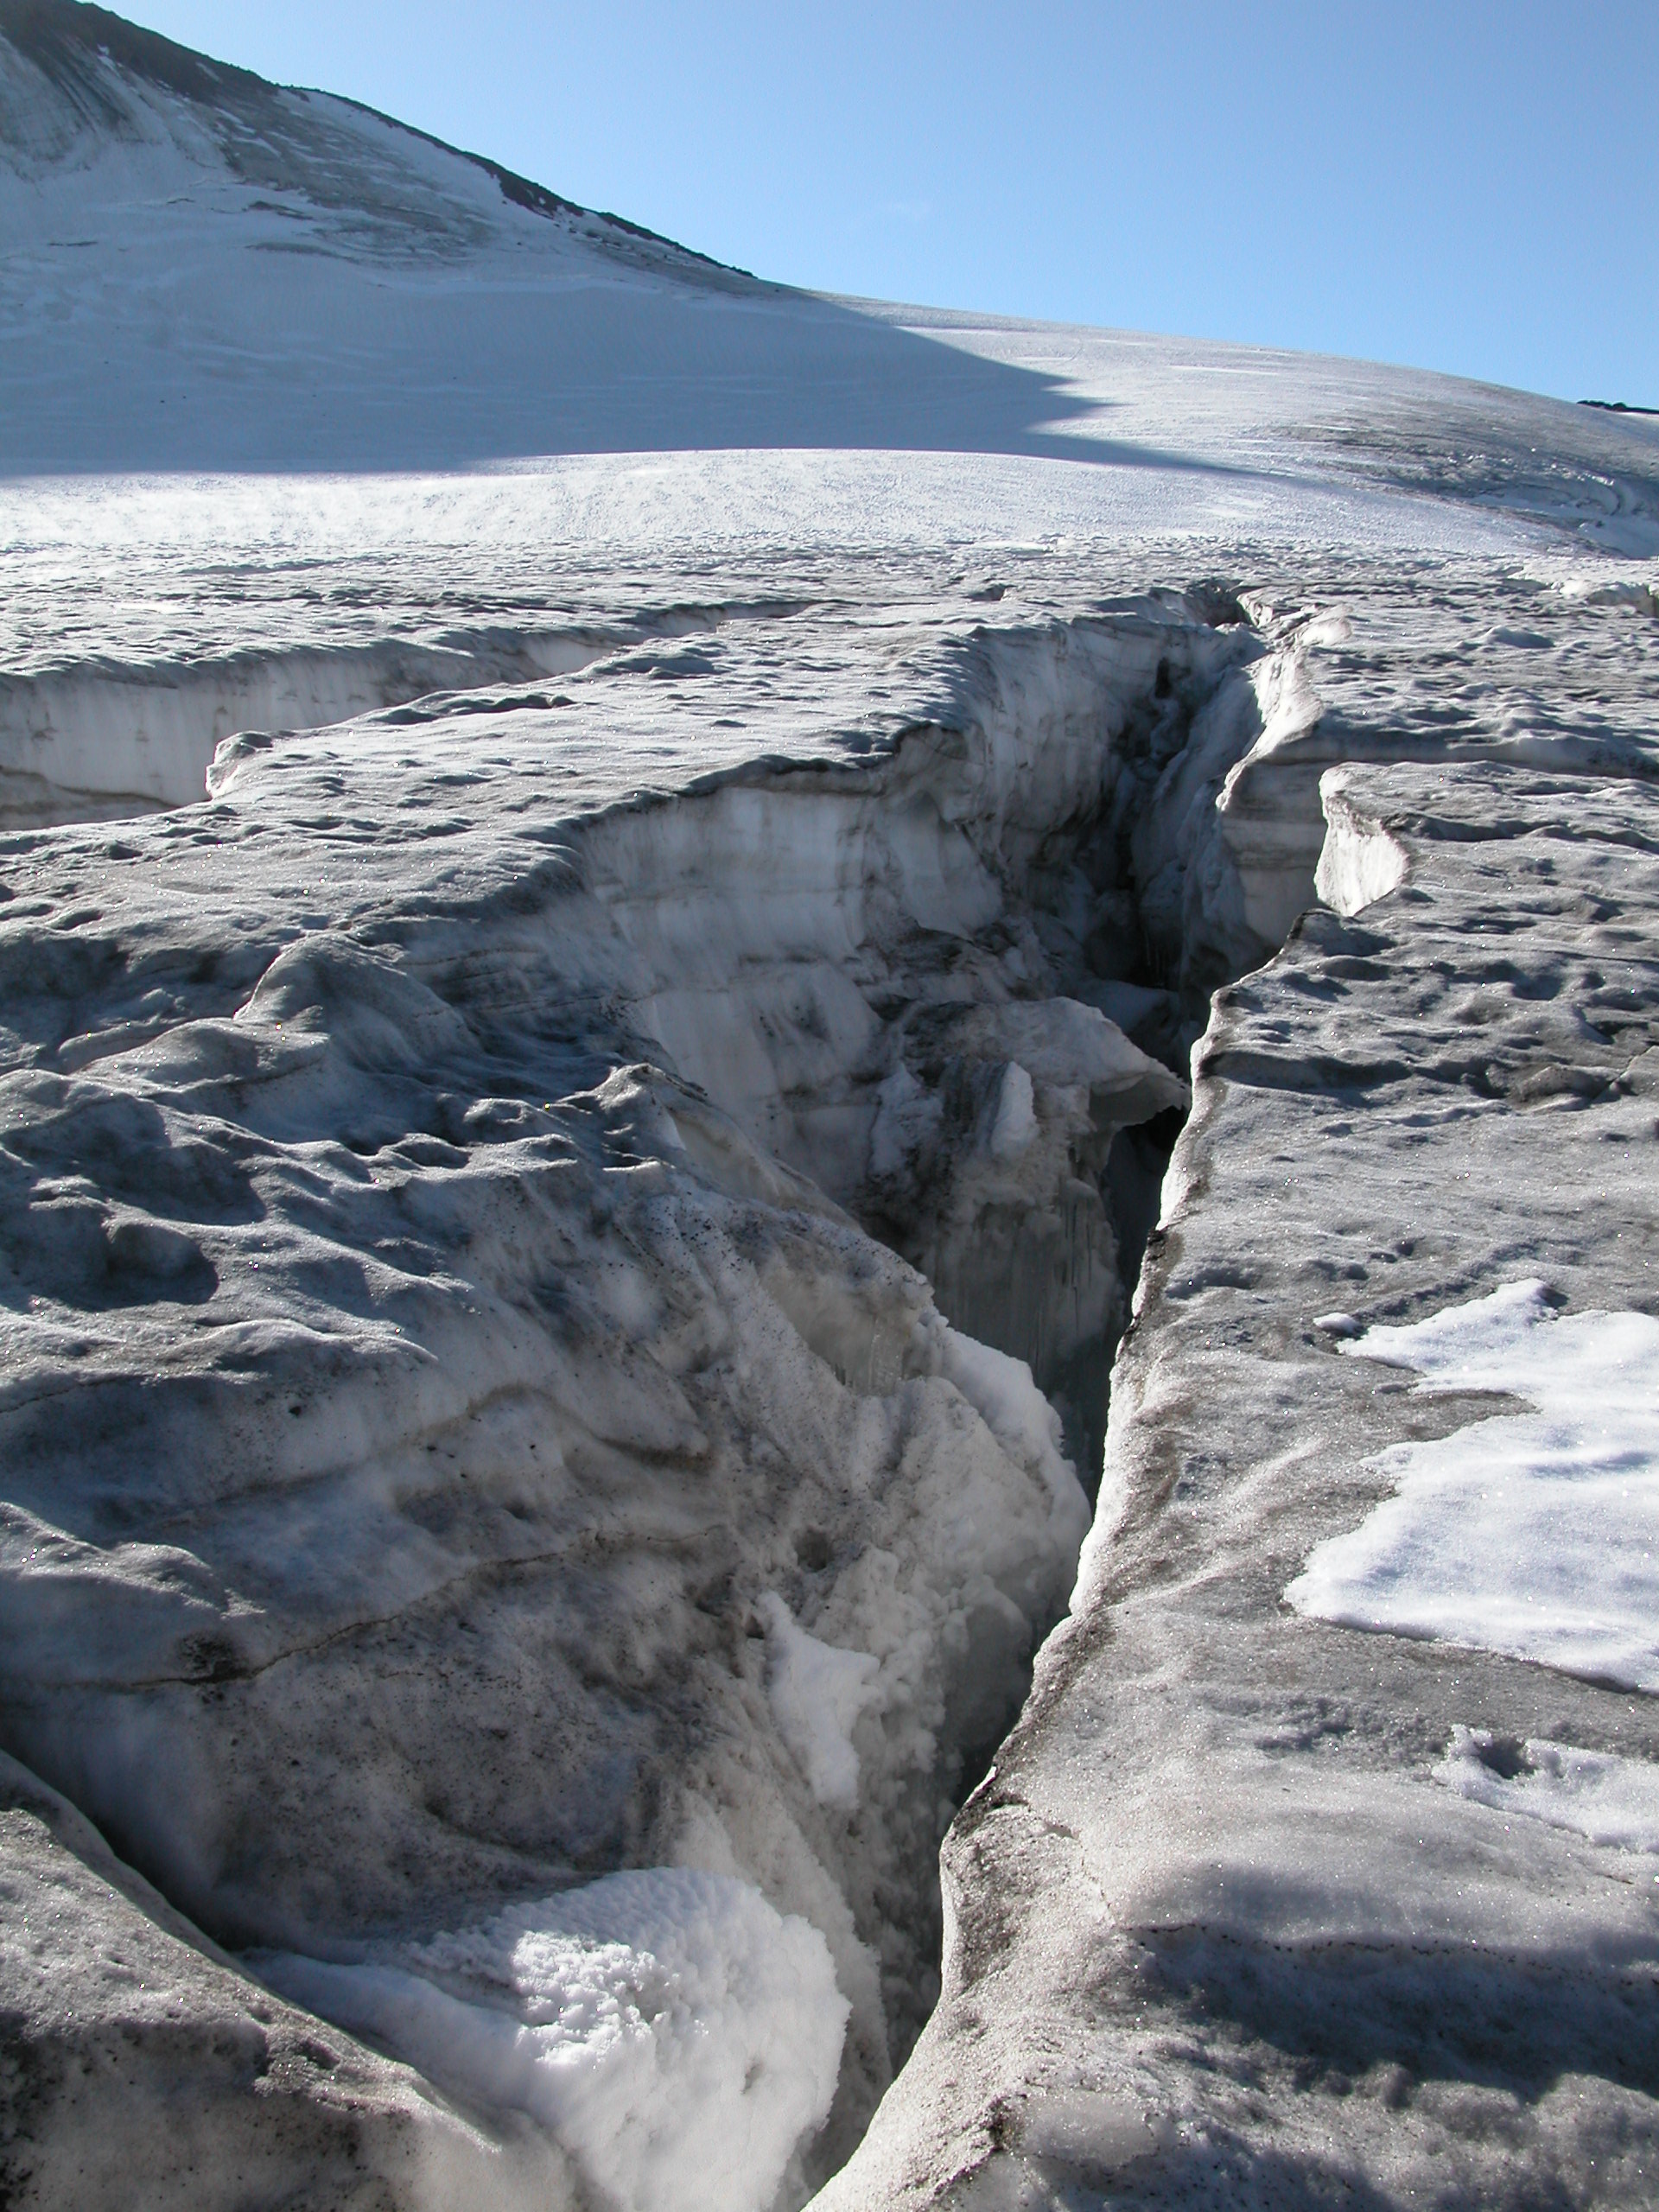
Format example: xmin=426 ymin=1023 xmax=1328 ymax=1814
xmin=813 ymin=569 xmax=1659 ymax=2212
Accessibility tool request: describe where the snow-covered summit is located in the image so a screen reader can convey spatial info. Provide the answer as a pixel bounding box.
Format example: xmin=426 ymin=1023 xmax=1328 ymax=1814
xmin=0 ymin=0 xmax=730 ymax=271
xmin=0 ymin=0 xmax=1121 ymax=473
xmin=6 ymin=0 xmax=1659 ymax=540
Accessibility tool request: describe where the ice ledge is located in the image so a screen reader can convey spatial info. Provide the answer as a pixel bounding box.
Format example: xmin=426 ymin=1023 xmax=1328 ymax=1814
xmin=817 ymin=723 xmax=1659 ymax=2206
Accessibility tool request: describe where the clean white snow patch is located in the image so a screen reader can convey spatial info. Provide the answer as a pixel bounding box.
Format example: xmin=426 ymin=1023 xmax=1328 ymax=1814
xmin=1287 ymin=1281 xmax=1659 ymax=1688
xmin=760 ymin=1594 xmax=881 ymax=1813
xmin=1436 ymin=1726 xmax=1659 ymax=1858
xmin=259 ymin=1868 xmax=847 ymax=2212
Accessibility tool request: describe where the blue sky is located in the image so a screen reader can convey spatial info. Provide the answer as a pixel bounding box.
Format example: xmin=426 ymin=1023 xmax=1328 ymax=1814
xmin=130 ymin=2 xmax=1656 ymax=405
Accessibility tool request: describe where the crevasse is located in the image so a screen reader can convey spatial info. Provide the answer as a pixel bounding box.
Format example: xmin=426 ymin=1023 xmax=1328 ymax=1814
xmin=0 ymin=588 xmax=1330 ymax=2208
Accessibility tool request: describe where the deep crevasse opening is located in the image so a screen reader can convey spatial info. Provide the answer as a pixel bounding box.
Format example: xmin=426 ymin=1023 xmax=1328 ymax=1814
xmin=580 ymin=588 xmax=1287 ymax=1484
xmin=0 ymin=584 xmax=1332 ymax=2209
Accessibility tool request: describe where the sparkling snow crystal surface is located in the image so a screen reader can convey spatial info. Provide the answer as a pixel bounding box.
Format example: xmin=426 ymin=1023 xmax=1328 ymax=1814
xmin=1287 ymin=1281 xmax=1659 ymax=1688
xmin=260 ymin=1868 xmax=847 ymax=2212
xmin=1436 ymin=1727 xmax=1659 ymax=1858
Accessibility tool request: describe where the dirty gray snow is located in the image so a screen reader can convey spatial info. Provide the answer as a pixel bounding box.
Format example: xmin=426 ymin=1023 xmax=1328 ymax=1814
xmin=3 ymin=6 xmax=1659 ymax=2209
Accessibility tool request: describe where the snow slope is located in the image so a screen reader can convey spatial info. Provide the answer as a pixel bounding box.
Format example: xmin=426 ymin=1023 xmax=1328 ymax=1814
xmin=3 ymin=7 xmax=1659 ymax=2209
xmin=3 ymin=0 xmax=1658 ymax=530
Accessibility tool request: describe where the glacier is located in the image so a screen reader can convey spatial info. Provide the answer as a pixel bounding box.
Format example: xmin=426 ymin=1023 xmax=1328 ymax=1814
xmin=3 ymin=4 xmax=1659 ymax=2208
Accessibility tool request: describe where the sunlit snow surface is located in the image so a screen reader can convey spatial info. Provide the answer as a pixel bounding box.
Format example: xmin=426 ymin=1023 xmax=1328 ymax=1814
xmin=1436 ymin=1728 xmax=1659 ymax=1859
xmin=261 ymin=1868 xmax=846 ymax=2212
xmin=1288 ymin=1282 xmax=1659 ymax=1688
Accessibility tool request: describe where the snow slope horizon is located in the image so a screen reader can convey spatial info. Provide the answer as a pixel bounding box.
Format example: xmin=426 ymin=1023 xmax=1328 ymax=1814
xmin=0 ymin=0 xmax=1117 ymax=475
xmin=3 ymin=0 xmax=1659 ymax=553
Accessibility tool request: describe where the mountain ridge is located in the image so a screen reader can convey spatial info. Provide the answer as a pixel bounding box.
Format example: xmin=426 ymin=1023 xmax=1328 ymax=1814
xmin=0 ymin=0 xmax=743 ymax=276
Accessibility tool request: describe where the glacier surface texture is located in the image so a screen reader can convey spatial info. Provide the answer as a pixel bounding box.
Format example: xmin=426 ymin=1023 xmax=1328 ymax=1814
xmin=2 ymin=6 xmax=1658 ymax=2209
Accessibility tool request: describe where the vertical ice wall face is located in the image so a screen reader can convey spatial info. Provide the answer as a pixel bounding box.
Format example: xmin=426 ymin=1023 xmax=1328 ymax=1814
xmin=582 ymin=601 xmax=1288 ymax=1477
xmin=0 ymin=591 xmax=1315 ymax=2202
